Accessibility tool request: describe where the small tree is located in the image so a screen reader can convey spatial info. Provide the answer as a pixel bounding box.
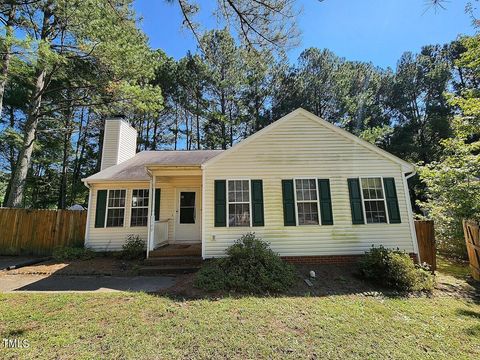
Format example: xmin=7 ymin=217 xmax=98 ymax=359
xmin=418 ymin=35 xmax=480 ymax=257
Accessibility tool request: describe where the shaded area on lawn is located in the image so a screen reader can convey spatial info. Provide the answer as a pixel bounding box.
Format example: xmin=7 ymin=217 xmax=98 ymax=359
xmin=9 ymin=275 xmax=175 ymax=292
xmin=1 ymin=256 xmax=144 ymax=276
xmin=0 ymin=255 xmax=478 ymax=300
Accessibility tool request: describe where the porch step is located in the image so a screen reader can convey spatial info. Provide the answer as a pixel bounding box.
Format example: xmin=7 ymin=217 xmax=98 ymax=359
xmin=138 ymin=265 xmax=201 ymax=275
xmin=143 ymin=256 xmax=202 ymax=266
xmin=149 ymin=244 xmax=201 ymax=257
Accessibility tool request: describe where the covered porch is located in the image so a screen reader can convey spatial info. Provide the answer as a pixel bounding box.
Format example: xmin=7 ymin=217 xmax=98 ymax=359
xmin=145 ymin=166 xmax=203 ymax=258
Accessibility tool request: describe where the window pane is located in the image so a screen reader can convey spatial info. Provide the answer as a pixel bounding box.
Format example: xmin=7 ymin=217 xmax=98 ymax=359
xmin=228 ymin=204 xmax=250 ymax=227
xmin=106 ymin=208 xmax=125 ymax=227
xmin=365 ymin=200 xmax=387 ymax=224
xmin=361 ymin=178 xmax=383 ymax=200
xmin=180 ymin=192 xmax=195 ymax=207
xmin=295 ymin=179 xmax=317 ymax=202
xmin=180 ymin=207 xmax=195 ymax=224
xmin=297 ymin=202 xmax=319 ymax=225
xmin=132 ymin=189 xmax=149 ymax=208
xmin=228 ymin=180 xmax=249 ymax=204
xmin=180 ymin=192 xmax=195 ymax=224
xmin=131 ymin=208 xmax=148 ymax=227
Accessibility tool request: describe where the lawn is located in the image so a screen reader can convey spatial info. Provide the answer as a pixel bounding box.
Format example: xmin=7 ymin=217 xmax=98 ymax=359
xmin=1 ymin=291 xmax=479 ymax=359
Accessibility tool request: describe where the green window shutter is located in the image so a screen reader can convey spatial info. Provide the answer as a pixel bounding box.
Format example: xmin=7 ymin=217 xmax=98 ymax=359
xmin=154 ymin=188 xmax=161 ymax=221
xmin=251 ymin=180 xmax=264 ymax=226
xmin=318 ymin=179 xmax=334 ymax=225
xmin=347 ymin=179 xmax=365 ymax=225
xmin=95 ymin=190 xmax=107 ymax=228
xmin=282 ymin=180 xmax=296 ymax=226
xmin=383 ymin=178 xmax=401 ymax=224
xmin=214 ymin=180 xmax=226 ymax=227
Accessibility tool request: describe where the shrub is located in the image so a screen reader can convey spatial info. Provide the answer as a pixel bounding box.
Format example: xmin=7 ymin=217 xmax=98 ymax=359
xmin=194 ymin=233 xmax=296 ymax=293
xmin=121 ymin=234 xmax=146 ymax=260
xmin=53 ymin=246 xmax=95 ymax=261
xmin=359 ymin=246 xmax=435 ymax=292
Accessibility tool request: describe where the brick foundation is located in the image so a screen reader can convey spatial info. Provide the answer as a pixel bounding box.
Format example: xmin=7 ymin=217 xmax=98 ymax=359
xmin=282 ymin=253 xmax=419 ymax=265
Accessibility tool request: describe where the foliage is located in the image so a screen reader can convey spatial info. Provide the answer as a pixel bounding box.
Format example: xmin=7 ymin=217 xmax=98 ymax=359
xmin=52 ymin=246 xmax=95 ymax=261
xmin=195 ymin=233 xmax=296 ymax=293
xmin=359 ymin=246 xmax=435 ymax=292
xmin=120 ymin=234 xmax=146 ymax=260
xmin=418 ymin=35 xmax=480 ymax=258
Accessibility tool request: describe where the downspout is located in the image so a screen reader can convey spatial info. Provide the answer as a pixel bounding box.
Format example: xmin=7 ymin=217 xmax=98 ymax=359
xmin=201 ymin=165 xmax=206 ymax=259
xmin=146 ymin=168 xmax=154 ymax=259
xmin=403 ymin=170 xmax=421 ymax=263
xmin=82 ymin=180 xmax=92 ymax=249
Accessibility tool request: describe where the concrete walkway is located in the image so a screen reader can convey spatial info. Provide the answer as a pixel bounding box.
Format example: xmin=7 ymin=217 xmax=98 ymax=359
xmin=0 ymin=273 xmax=175 ymax=293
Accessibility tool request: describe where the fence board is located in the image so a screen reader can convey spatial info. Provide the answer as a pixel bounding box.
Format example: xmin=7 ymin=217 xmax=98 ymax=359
xmin=0 ymin=208 xmax=87 ymax=256
xmin=463 ymin=220 xmax=480 ymax=281
xmin=414 ymin=220 xmax=436 ymax=271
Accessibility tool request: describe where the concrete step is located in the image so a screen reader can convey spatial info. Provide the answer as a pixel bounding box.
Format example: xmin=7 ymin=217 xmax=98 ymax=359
xmin=138 ymin=265 xmax=201 ymax=275
xmin=143 ymin=256 xmax=202 ymax=266
xmin=149 ymin=244 xmax=201 ymax=257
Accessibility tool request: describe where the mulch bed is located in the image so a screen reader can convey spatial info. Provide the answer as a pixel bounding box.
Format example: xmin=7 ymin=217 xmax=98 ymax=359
xmin=1 ymin=257 xmax=143 ymax=276
xmin=157 ymin=263 xmax=480 ymax=301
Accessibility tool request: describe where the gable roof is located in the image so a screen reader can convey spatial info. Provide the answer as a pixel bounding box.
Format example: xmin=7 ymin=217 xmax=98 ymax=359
xmin=83 ymin=150 xmax=223 ymax=183
xmin=202 ymin=108 xmax=415 ymax=172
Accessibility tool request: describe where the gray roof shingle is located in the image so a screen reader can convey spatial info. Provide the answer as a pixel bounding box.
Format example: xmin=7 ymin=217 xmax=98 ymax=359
xmin=84 ymin=150 xmax=223 ymax=182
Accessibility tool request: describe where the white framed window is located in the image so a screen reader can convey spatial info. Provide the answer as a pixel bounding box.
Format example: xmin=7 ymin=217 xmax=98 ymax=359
xmin=360 ymin=177 xmax=388 ymax=224
xmin=227 ymin=180 xmax=251 ymax=227
xmin=294 ymin=179 xmax=320 ymax=225
xmin=131 ymin=189 xmax=149 ymax=227
xmin=106 ymin=189 xmax=126 ymax=227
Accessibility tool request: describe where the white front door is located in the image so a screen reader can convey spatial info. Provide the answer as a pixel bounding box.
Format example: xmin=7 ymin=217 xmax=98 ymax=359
xmin=174 ymin=188 xmax=201 ymax=242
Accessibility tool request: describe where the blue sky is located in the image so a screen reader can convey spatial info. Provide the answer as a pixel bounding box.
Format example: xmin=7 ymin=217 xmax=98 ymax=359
xmin=134 ymin=0 xmax=474 ymax=69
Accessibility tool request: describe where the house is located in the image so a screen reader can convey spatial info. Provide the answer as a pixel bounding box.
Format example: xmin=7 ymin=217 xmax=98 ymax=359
xmin=82 ymin=108 xmax=420 ymax=263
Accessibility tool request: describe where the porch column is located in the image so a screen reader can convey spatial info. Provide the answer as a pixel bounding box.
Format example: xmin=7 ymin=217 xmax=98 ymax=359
xmin=146 ymin=174 xmax=154 ymax=258
xmin=149 ymin=174 xmax=157 ymax=253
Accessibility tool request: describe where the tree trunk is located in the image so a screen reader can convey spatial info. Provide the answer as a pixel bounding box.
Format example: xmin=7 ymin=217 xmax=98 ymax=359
xmin=95 ymin=120 xmax=105 ymax=172
xmin=196 ymin=99 xmax=201 ymax=150
xmin=71 ymin=108 xmax=89 ymax=203
xmin=185 ymin=109 xmax=190 ymax=150
xmin=174 ymin=104 xmax=178 ymax=150
xmin=2 ymin=107 xmax=16 ymax=207
xmin=58 ymin=106 xmax=73 ymax=209
xmin=5 ymin=4 xmax=52 ymax=208
xmin=0 ymin=5 xmax=15 ymax=117
xmin=5 ymin=68 xmax=47 ymax=207
xmin=220 ymin=93 xmax=227 ymax=150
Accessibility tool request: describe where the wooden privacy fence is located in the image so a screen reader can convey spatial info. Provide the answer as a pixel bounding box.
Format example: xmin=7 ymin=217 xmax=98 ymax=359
xmin=463 ymin=220 xmax=480 ymax=281
xmin=0 ymin=208 xmax=87 ymax=256
xmin=414 ymin=220 xmax=436 ymax=271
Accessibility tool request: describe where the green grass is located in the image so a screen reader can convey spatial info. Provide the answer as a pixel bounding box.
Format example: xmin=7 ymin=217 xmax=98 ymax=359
xmin=437 ymin=254 xmax=472 ymax=280
xmin=0 ymin=293 xmax=479 ymax=359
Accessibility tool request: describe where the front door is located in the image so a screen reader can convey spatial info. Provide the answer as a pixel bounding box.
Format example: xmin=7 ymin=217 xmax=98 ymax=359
xmin=175 ymin=189 xmax=201 ymax=242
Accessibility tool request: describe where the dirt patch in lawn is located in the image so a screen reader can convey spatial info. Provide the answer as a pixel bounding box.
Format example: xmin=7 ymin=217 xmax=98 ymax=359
xmin=1 ymin=257 xmax=144 ymax=276
xmin=157 ymin=262 xmax=480 ymax=301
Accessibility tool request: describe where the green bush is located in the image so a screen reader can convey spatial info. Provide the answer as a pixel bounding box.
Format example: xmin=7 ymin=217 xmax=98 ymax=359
xmin=52 ymin=246 xmax=95 ymax=261
xmin=194 ymin=233 xmax=296 ymax=293
xmin=359 ymin=246 xmax=435 ymax=292
xmin=121 ymin=234 xmax=146 ymax=260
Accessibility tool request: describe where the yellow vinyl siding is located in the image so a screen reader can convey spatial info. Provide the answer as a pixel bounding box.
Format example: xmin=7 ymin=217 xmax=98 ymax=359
xmin=87 ymin=176 xmax=201 ymax=251
xmin=203 ymin=113 xmax=415 ymax=258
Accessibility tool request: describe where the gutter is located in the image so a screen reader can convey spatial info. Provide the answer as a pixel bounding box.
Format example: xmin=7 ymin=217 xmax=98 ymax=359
xmin=403 ymin=169 xmax=421 ymax=263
